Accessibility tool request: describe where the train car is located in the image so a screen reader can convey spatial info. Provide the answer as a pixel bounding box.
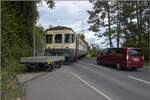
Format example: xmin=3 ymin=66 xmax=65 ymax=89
xmin=45 ymin=26 xmax=88 ymax=63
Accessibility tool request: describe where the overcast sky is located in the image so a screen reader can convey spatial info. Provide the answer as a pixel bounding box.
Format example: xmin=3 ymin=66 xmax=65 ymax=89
xmin=37 ymin=1 xmax=107 ymax=48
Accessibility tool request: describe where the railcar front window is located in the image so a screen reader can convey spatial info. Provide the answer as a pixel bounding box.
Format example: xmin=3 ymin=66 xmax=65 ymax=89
xmin=55 ymin=34 xmax=62 ymax=43
xmin=65 ymin=34 xmax=75 ymax=43
xmin=46 ymin=35 xmax=53 ymax=43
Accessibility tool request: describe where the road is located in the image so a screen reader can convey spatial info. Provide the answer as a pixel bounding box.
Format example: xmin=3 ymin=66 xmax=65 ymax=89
xmin=17 ymin=58 xmax=150 ymax=100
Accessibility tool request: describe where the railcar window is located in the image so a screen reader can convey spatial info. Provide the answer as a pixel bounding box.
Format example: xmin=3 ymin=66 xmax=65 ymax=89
xmin=46 ymin=35 xmax=53 ymax=43
xmin=55 ymin=34 xmax=62 ymax=43
xmin=65 ymin=34 xmax=75 ymax=43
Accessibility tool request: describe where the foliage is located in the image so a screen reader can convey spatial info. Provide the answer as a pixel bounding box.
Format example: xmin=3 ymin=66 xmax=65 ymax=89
xmin=88 ymin=0 xmax=150 ymax=60
xmin=1 ymin=1 xmax=37 ymax=67
xmin=35 ymin=26 xmax=46 ymax=55
xmin=1 ymin=1 xmax=54 ymax=100
xmin=88 ymin=43 xmax=103 ymax=58
xmin=1 ymin=58 xmax=26 ymax=100
xmin=87 ymin=1 xmax=117 ymax=47
xmin=119 ymin=1 xmax=150 ymax=60
xmin=47 ymin=0 xmax=55 ymax=9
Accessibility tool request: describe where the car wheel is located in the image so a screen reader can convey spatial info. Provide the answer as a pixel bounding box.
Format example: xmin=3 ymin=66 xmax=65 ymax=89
xmin=132 ymin=67 xmax=137 ymax=71
xmin=97 ymin=59 xmax=100 ymax=65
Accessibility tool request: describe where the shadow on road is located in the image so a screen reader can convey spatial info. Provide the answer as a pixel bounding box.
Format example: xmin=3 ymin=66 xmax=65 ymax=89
xmin=97 ymin=64 xmax=143 ymax=72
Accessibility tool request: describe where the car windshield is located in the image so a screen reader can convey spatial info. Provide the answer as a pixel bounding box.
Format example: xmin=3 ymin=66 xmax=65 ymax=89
xmin=65 ymin=34 xmax=75 ymax=43
xmin=128 ymin=49 xmax=142 ymax=57
xmin=46 ymin=34 xmax=53 ymax=43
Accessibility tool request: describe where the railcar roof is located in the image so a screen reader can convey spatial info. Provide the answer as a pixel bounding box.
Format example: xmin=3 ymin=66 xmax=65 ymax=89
xmin=46 ymin=26 xmax=76 ymax=33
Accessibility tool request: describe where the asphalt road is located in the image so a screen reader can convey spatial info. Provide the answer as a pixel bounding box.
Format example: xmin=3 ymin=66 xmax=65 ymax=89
xmin=17 ymin=58 xmax=150 ymax=100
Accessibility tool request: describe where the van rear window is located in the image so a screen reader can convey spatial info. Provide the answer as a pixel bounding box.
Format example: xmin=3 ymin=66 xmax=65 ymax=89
xmin=128 ymin=49 xmax=142 ymax=57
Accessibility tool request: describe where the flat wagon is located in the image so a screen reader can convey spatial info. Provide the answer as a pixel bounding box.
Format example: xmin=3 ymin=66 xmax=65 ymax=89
xmin=20 ymin=56 xmax=64 ymax=71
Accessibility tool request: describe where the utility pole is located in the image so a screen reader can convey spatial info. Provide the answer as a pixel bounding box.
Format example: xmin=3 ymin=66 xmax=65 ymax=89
xmin=33 ymin=25 xmax=35 ymax=56
xmin=33 ymin=1 xmax=36 ymax=56
xmin=81 ymin=21 xmax=84 ymax=34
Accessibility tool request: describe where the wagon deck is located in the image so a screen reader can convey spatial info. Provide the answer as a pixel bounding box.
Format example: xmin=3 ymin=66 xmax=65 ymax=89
xmin=20 ymin=56 xmax=65 ymax=64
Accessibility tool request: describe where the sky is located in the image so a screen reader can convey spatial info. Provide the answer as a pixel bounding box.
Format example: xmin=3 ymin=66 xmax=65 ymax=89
xmin=37 ymin=1 xmax=107 ymax=48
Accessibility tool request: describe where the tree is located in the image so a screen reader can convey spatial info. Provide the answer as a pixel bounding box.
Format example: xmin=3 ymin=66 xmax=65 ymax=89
xmin=87 ymin=1 xmax=118 ymax=47
xmin=1 ymin=0 xmax=55 ymax=67
xmin=120 ymin=1 xmax=150 ymax=60
xmin=35 ymin=26 xmax=46 ymax=55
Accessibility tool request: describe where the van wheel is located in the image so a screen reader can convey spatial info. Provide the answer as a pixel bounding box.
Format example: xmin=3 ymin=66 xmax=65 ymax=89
xmin=116 ymin=63 xmax=121 ymax=70
xmin=97 ymin=59 xmax=100 ymax=65
xmin=132 ymin=67 xmax=137 ymax=71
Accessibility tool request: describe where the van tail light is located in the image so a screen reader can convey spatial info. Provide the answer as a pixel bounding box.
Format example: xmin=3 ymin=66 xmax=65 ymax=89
xmin=126 ymin=55 xmax=129 ymax=60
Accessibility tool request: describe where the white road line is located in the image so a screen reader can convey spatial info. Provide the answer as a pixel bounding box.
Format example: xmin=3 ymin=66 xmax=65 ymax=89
xmin=90 ymin=63 xmax=111 ymax=71
xmin=79 ymin=61 xmax=111 ymax=71
xmin=128 ymin=75 xmax=150 ymax=85
xmin=70 ymin=72 xmax=112 ymax=100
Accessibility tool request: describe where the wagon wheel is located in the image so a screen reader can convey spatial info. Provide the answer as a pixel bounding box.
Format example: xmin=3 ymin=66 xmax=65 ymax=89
xmin=57 ymin=60 xmax=63 ymax=68
xmin=26 ymin=64 xmax=34 ymax=71
xmin=46 ymin=64 xmax=54 ymax=72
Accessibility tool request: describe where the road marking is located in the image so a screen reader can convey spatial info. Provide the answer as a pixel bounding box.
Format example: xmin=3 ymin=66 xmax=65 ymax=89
xmin=128 ymin=75 xmax=150 ymax=85
xmin=70 ymin=72 xmax=112 ymax=100
xmin=90 ymin=63 xmax=111 ymax=71
xmin=79 ymin=61 xmax=111 ymax=71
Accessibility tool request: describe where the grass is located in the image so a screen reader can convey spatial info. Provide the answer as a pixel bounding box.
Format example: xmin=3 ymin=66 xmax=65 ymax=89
xmin=144 ymin=60 xmax=150 ymax=69
xmin=1 ymin=58 xmax=26 ymax=100
xmin=86 ymin=54 xmax=96 ymax=60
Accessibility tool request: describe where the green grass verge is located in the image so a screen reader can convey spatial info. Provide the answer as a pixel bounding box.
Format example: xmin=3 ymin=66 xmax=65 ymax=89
xmin=144 ymin=61 xmax=150 ymax=69
xmin=86 ymin=54 xmax=96 ymax=60
xmin=1 ymin=58 xmax=26 ymax=100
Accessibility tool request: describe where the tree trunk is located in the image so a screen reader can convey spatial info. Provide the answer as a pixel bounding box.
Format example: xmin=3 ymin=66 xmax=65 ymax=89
xmin=117 ymin=2 xmax=120 ymax=48
xmin=136 ymin=1 xmax=142 ymax=47
xmin=107 ymin=3 xmax=112 ymax=47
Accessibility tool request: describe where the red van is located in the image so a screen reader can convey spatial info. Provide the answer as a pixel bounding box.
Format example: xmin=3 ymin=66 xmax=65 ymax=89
xmin=97 ymin=48 xmax=144 ymax=70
